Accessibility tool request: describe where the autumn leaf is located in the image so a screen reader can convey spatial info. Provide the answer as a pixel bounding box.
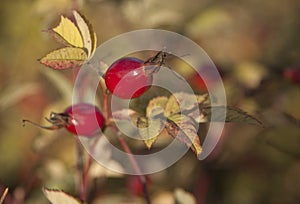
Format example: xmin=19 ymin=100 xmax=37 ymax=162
xmin=201 ymin=106 xmax=263 ymax=126
xmin=43 ymin=188 xmax=81 ymax=204
xmin=164 ymin=92 xmax=208 ymax=117
xmin=136 ymin=116 xmax=164 ymax=149
xmin=146 ymin=96 xmax=168 ymax=118
xmin=166 ymin=114 xmax=202 ymax=156
xmin=39 ymin=47 xmax=87 ymax=70
xmin=135 ymin=92 xmax=261 ymax=156
xmin=164 ymin=94 xmax=180 ymax=116
xmin=52 ymin=15 xmax=84 ymax=48
xmin=72 ymin=10 xmax=97 ymax=57
xmin=40 ymin=10 xmax=97 ymax=69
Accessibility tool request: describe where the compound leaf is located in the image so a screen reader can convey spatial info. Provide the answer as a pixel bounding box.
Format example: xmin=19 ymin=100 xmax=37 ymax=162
xmin=41 ymin=10 xmax=97 ymax=69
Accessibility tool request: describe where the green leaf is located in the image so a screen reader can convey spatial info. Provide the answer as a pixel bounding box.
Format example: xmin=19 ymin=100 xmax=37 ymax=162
xmin=166 ymin=114 xmax=202 ymax=156
xmin=39 ymin=47 xmax=87 ymax=69
xmin=43 ymin=188 xmax=81 ymax=204
xmin=136 ymin=116 xmax=164 ymax=149
xmin=202 ymin=106 xmax=263 ymax=126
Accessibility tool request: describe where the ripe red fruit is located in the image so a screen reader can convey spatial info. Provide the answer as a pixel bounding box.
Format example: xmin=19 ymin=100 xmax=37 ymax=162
xmin=64 ymin=103 xmax=105 ymax=136
xmin=104 ymin=51 xmax=167 ymax=99
xmin=105 ymin=57 xmax=153 ymax=99
xmin=23 ymin=103 xmax=105 ymax=137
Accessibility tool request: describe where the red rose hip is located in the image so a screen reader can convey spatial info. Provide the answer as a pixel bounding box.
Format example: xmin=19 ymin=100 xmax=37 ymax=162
xmin=104 ymin=57 xmax=153 ymax=99
xmin=64 ymin=103 xmax=105 ymax=136
xmin=23 ymin=103 xmax=106 ymax=137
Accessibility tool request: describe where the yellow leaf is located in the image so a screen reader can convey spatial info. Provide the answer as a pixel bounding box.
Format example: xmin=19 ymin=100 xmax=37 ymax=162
xmin=164 ymin=95 xmax=180 ymax=117
xmin=39 ymin=47 xmax=87 ymax=69
xmin=52 ymin=15 xmax=84 ymax=48
xmin=146 ymin=96 xmax=168 ymax=118
xmin=73 ymin=10 xmax=97 ymax=57
xmin=196 ymin=93 xmax=209 ymax=105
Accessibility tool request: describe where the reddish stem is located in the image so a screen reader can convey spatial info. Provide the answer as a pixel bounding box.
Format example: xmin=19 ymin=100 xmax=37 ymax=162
xmin=75 ymin=137 xmax=86 ymax=202
xmin=108 ymin=125 xmax=151 ymax=204
xmin=118 ymin=136 xmax=151 ymax=204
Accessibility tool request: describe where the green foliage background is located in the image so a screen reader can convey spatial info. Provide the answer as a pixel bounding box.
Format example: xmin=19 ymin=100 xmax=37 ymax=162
xmin=0 ymin=0 xmax=300 ymax=203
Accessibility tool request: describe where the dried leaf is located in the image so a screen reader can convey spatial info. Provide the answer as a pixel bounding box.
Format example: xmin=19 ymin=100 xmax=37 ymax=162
xmin=52 ymin=15 xmax=84 ymax=48
xmin=43 ymin=189 xmax=81 ymax=204
xmin=166 ymin=114 xmax=202 ymax=156
xmin=39 ymin=47 xmax=87 ymax=69
xmin=202 ymin=106 xmax=263 ymax=126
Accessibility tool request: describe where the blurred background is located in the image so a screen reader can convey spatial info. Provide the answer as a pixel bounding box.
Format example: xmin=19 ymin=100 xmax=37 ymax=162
xmin=0 ymin=0 xmax=300 ymax=203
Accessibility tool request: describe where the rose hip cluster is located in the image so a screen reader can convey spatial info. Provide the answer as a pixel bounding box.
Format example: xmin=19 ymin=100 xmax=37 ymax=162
xmin=24 ymin=51 xmax=167 ymax=136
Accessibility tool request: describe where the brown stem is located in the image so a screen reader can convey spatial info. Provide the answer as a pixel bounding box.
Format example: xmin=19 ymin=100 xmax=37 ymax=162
xmin=22 ymin=119 xmax=64 ymax=130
